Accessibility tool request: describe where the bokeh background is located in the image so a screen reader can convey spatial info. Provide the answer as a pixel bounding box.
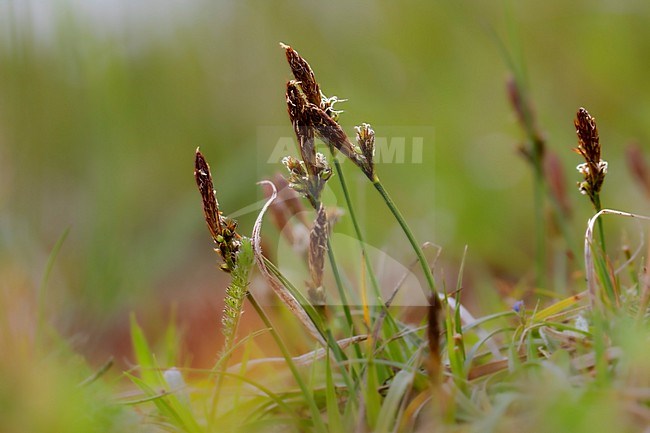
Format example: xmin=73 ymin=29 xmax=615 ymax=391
xmin=2 ymin=0 xmax=650 ymax=373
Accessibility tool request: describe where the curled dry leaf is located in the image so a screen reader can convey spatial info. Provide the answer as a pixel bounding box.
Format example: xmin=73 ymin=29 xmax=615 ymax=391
xmin=252 ymin=180 xmax=326 ymax=345
xmin=228 ymin=334 xmax=368 ymax=372
xmin=584 ymin=209 xmax=650 ymax=308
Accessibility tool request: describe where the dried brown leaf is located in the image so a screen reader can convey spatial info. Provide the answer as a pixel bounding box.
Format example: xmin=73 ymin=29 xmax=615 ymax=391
xmin=252 ymin=180 xmax=326 ymax=345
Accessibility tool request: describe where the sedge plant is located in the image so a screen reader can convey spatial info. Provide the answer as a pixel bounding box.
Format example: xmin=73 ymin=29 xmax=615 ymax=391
xmin=121 ymin=44 xmax=650 ymax=433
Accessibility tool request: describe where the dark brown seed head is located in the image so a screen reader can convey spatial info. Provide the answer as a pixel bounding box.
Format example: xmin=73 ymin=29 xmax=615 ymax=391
xmin=574 ymin=107 xmax=607 ymax=201
xmin=286 ymin=81 xmax=317 ymax=175
xmin=194 ymin=148 xmax=241 ymax=271
xmin=286 ymin=80 xmax=309 ymax=125
xmin=281 ymin=43 xmax=321 ymax=107
xmin=307 ymin=104 xmax=358 ymax=162
xmin=307 ymin=104 xmax=376 ymax=179
xmin=194 ymin=148 xmax=221 ymax=242
xmin=574 ymin=107 xmax=600 ymax=164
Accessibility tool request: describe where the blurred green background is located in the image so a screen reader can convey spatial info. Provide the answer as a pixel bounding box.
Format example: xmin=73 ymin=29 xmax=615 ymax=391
xmin=2 ymin=0 xmax=650 ymax=368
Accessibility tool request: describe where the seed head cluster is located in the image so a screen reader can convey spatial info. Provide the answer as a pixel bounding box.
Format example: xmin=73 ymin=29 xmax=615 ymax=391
xmin=280 ymin=43 xmax=377 ymax=185
xmin=194 ymin=148 xmax=241 ymax=272
xmin=574 ymin=107 xmax=607 ymax=206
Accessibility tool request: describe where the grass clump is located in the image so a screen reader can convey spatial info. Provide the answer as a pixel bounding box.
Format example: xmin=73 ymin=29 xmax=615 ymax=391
xmin=116 ymin=44 xmax=650 ymax=433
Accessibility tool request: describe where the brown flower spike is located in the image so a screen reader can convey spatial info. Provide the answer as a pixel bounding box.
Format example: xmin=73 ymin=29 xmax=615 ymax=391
xmin=194 ymin=149 xmax=221 ymax=241
xmin=286 ymin=80 xmax=317 ymax=176
xmin=281 ymin=43 xmax=322 ymax=107
xmin=574 ymin=107 xmax=607 ymax=205
xmin=194 ymin=148 xmax=241 ymax=272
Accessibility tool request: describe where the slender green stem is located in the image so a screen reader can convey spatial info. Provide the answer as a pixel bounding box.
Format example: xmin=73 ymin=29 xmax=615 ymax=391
xmin=495 ymin=29 xmax=581 ymax=288
xmin=372 ymin=177 xmax=437 ymax=294
xmin=209 ymin=276 xmax=252 ymax=422
xmin=247 ymin=292 xmax=328 ymax=433
xmin=532 ymin=161 xmax=547 ymax=289
xmin=209 ymin=307 xmax=241 ymax=422
xmin=593 ymin=193 xmax=606 ymax=252
xmin=326 ymin=236 xmax=364 ymax=361
xmin=326 ymin=239 xmax=363 ymax=361
xmin=330 ymin=157 xmax=383 ymax=302
xmin=330 ymin=157 xmax=424 ymax=353
xmin=310 ymin=194 xmax=358 ymax=344
xmin=328 ymin=155 xmax=411 ymax=375
xmin=589 ymin=193 xmax=611 ymax=307
xmin=329 ymin=158 xmax=418 ymax=382
xmin=515 ymin=73 xmax=547 ymax=290
xmin=208 ymin=239 xmax=254 ymax=426
xmin=307 ymin=191 xmax=360 ymax=357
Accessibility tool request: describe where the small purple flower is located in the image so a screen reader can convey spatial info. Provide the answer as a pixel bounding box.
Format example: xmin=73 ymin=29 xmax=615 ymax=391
xmin=513 ymin=300 xmax=524 ymax=313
